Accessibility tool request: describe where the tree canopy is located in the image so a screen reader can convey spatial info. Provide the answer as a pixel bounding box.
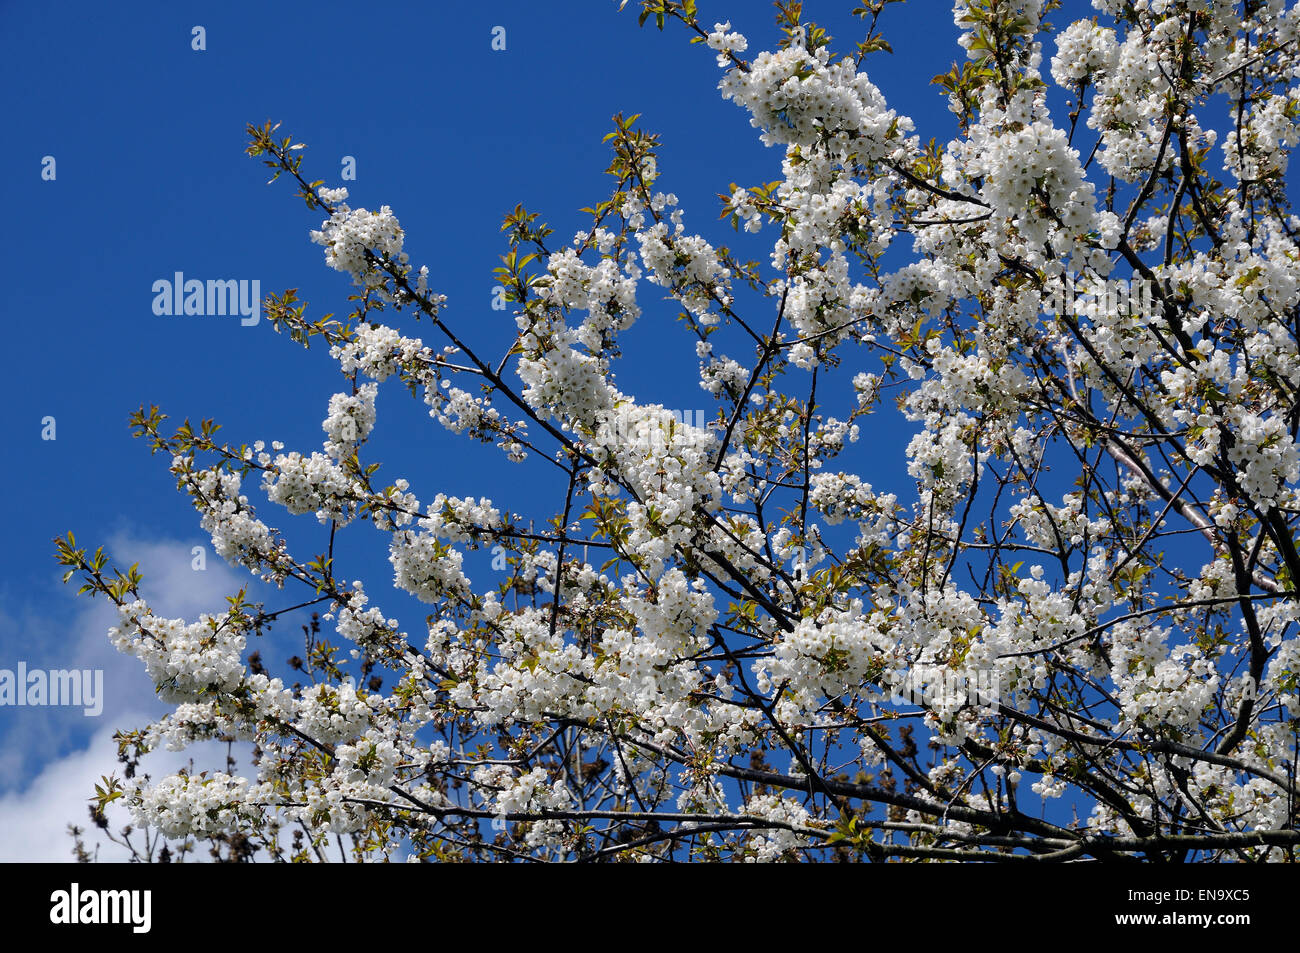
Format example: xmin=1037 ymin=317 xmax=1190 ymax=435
xmin=60 ymin=0 xmax=1300 ymax=862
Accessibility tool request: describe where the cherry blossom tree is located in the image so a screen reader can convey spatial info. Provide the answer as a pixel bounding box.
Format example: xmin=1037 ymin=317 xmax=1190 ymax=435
xmin=58 ymin=0 xmax=1300 ymax=862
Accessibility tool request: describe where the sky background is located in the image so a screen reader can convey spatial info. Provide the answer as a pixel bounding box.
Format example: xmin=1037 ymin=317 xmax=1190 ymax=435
xmin=0 ymin=0 xmax=1111 ymax=860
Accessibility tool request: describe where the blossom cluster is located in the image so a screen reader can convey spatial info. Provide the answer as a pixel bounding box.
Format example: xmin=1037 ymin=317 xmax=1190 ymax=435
xmin=79 ymin=0 xmax=1300 ymax=862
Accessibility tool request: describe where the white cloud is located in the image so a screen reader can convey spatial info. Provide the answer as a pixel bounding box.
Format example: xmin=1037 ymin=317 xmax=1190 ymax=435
xmin=0 ymin=712 xmax=226 ymax=862
xmin=0 ymin=535 xmax=253 ymax=785
xmin=0 ymin=534 xmax=264 ymax=859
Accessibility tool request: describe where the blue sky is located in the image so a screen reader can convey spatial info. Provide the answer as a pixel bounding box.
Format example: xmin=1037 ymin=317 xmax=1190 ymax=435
xmin=0 ymin=0 xmax=1109 ymax=858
